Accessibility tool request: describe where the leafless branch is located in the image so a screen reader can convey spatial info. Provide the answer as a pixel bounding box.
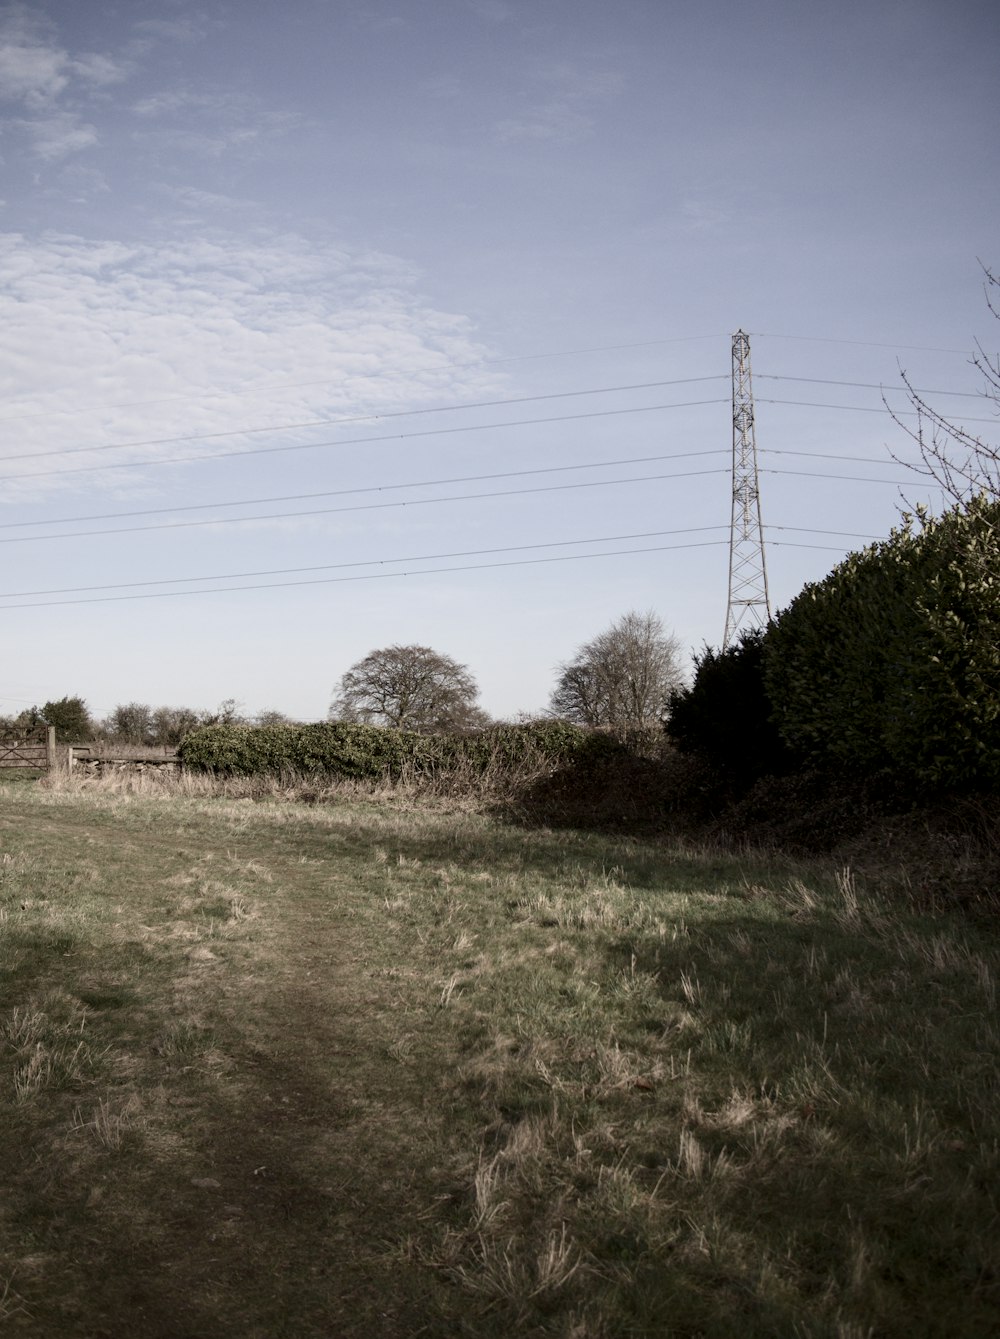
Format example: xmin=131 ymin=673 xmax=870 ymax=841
xmin=886 ymin=264 xmax=1000 ymax=507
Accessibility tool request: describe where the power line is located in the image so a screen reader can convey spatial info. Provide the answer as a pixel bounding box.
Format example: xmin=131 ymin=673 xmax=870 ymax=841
xmin=0 ymin=520 xmax=874 ymax=601
xmin=0 ymin=396 xmax=730 ymax=484
xmin=0 ymin=539 xmax=730 ymax=611
xmin=763 ymin=449 xmax=912 ymax=465
xmin=0 ymin=525 xmax=730 ymax=598
xmin=768 ymin=540 xmax=872 ymax=552
xmin=763 ymin=467 xmax=931 ymax=486
xmin=0 ymin=334 xmax=730 ymax=424
xmin=0 ymin=449 xmax=727 ymax=531
xmin=0 ymin=466 xmax=730 ymax=545
xmin=1 ymin=326 xmax=978 ymax=426
xmin=764 ymin=524 xmax=878 ymax=539
xmin=759 ymin=398 xmax=998 ymax=423
xmin=1 ymin=385 xmax=990 ymax=491
xmin=0 ymin=447 xmax=908 ymax=535
xmin=0 ymin=373 xmax=987 ymax=474
xmin=750 ymin=332 xmax=973 ymax=355
xmin=0 ymin=376 xmax=729 ymax=466
xmin=757 ymin=374 xmax=986 ymax=397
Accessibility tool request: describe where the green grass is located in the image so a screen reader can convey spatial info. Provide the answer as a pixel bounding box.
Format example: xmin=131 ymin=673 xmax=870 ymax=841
xmin=0 ymin=775 xmax=997 ymax=1336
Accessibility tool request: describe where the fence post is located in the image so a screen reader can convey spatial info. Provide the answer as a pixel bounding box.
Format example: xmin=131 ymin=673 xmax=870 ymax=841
xmin=46 ymin=727 xmax=56 ymax=771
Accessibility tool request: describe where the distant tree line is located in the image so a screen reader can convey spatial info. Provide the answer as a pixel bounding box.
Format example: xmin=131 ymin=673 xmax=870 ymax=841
xmin=0 ymin=697 xmax=296 ymax=745
xmin=325 ymin=611 xmax=685 ymax=736
xmin=3 ymin=606 xmax=687 ymax=750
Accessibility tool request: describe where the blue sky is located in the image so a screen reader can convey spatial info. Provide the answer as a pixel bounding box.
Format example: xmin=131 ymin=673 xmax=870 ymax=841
xmin=0 ymin=0 xmax=997 ymax=723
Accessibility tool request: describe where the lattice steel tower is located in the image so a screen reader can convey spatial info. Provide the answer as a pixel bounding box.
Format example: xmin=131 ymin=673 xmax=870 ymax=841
xmin=723 ymin=330 xmax=771 ymax=647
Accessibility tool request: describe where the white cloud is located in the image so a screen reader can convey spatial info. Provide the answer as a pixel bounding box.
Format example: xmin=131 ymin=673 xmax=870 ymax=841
xmin=680 ymin=197 xmax=731 ymax=235
xmin=53 ymin=162 xmax=110 ymax=201
xmin=0 ymin=7 xmax=126 ymax=106
xmin=131 ymin=15 xmax=213 ymax=45
xmin=494 ymin=60 xmax=622 ymax=146
xmin=0 ymin=229 xmax=504 ymax=500
xmin=70 ymin=52 xmax=127 ymax=88
xmin=155 ymin=183 xmax=258 ymax=214
xmin=19 ymin=110 xmax=97 ymax=159
xmin=465 ymin=0 xmax=514 ymax=22
xmin=0 ymin=7 xmax=68 ymax=107
xmin=132 ymin=89 xmax=232 ymax=118
xmin=496 ymin=102 xmax=593 ymax=145
xmin=0 ymin=6 xmax=127 ymax=163
xmin=130 ymin=87 xmax=302 ymax=160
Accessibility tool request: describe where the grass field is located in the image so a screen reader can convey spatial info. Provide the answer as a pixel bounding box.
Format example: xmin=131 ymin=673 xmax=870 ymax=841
xmin=1 ymin=776 xmax=998 ymax=1337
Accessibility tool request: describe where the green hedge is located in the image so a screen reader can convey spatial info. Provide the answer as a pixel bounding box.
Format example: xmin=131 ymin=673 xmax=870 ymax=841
xmin=763 ymin=497 xmax=1000 ymax=791
xmin=178 ymin=722 xmax=434 ymax=778
xmin=177 ymin=719 xmax=609 ymax=780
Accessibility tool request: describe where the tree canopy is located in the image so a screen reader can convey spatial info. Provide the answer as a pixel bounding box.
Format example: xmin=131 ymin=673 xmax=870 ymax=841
xmin=16 ymin=696 xmax=96 ymax=740
xmin=550 ymin=610 xmax=685 ymax=728
xmin=330 ymin=644 xmax=487 ymax=734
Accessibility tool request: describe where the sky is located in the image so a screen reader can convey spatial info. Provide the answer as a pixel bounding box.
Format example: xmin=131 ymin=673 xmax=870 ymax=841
xmin=0 ymin=0 xmax=997 ymax=724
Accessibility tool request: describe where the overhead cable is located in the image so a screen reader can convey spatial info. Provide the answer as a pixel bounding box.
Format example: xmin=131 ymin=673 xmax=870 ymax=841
xmin=763 ymin=467 xmax=933 ymax=487
xmin=749 ymin=332 xmax=973 ymax=355
xmin=0 ymin=373 xmax=984 ymax=472
xmin=759 ymin=398 xmax=997 ymax=423
xmin=0 ymin=334 xmax=730 ymax=424
xmin=0 ymin=397 xmax=730 ymax=483
xmin=0 ymin=376 xmax=729 ymax=466
xmin=0 ymin=449 xmax=728 ymax=531
xmin=0 ymin=539 xmax=730 ymax=611
xmin=757 ymin=374 xmax=986 ymax=398
xmin=0 ymin=525 xmax=730 ymax=598
xmin=0 ymin=467 xmax=730 ymax=545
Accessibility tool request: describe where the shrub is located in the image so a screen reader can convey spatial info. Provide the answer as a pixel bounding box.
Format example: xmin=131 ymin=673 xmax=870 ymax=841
xmin=763 ymin=497 xmax=1000 ymax=791
xmin=178 ymin=722 xmax=435 ymax=779
xmin=177 ymin=720 xmax=603 ymax=782
xmin=665 ymin=629 xmax=793 ymax=785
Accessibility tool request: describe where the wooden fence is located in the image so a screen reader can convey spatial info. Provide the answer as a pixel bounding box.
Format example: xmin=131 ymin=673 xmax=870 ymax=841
xmin=68 ymin=745 xmax=179 ymax=771
xmin=0 ymin=730 xmax=179 ymax=773
xmin=0 ymin=727 xmax=56 ymax=771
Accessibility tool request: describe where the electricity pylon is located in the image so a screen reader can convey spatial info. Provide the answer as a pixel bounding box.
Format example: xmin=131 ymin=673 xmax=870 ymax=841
xmin=723 ymin=330 xmax=771 ymax=648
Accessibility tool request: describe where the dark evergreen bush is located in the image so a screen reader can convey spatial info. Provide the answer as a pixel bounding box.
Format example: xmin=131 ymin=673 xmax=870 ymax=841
xmin=665 ymin=629 xmax=793 ymax=785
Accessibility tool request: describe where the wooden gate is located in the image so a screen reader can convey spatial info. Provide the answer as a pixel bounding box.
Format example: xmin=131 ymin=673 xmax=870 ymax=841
xmin=0 ymin=726 xmax=56 ymax=771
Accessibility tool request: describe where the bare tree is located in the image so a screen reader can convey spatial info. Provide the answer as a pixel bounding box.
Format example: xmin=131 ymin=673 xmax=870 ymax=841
xmin=202 ymin=698 xmax=248 ymax=727
xmin=151 ymin=706 xmax=205 ymax=746
xmin=254 ymin=709 xmax=296 ymax=727
xmin=104 ymin=702 xmax=154 ymax=744
xmin=550 ymin=610 xmax=685 ymax=727
xmin=889 ymin=265 xmax=1000 ymax=505
xmin=330 ymin=644 xmax=487 ymax=733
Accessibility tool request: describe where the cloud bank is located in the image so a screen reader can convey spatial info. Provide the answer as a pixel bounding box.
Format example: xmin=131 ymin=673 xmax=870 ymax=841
xmin=0 ymin=228 xmax=502 ymax=497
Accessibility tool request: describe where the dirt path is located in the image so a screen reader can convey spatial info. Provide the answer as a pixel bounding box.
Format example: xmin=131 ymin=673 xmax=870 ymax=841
xmin=2 ymin=796 xmax=482 ymax=1338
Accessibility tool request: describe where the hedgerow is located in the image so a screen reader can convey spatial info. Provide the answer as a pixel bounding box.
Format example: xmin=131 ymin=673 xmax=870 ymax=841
xmin=763 ymin=497 xmax=1000 ymax=791
xmin=177 ymin=719 xmax=610 ymax=781
xmin=177 ymin=722 xmax=435 ymax=779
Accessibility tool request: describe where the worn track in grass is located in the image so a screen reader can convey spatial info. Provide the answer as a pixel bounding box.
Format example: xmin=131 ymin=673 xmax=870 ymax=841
xmin=0 ymin=790 xmax=481 ymax=1336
